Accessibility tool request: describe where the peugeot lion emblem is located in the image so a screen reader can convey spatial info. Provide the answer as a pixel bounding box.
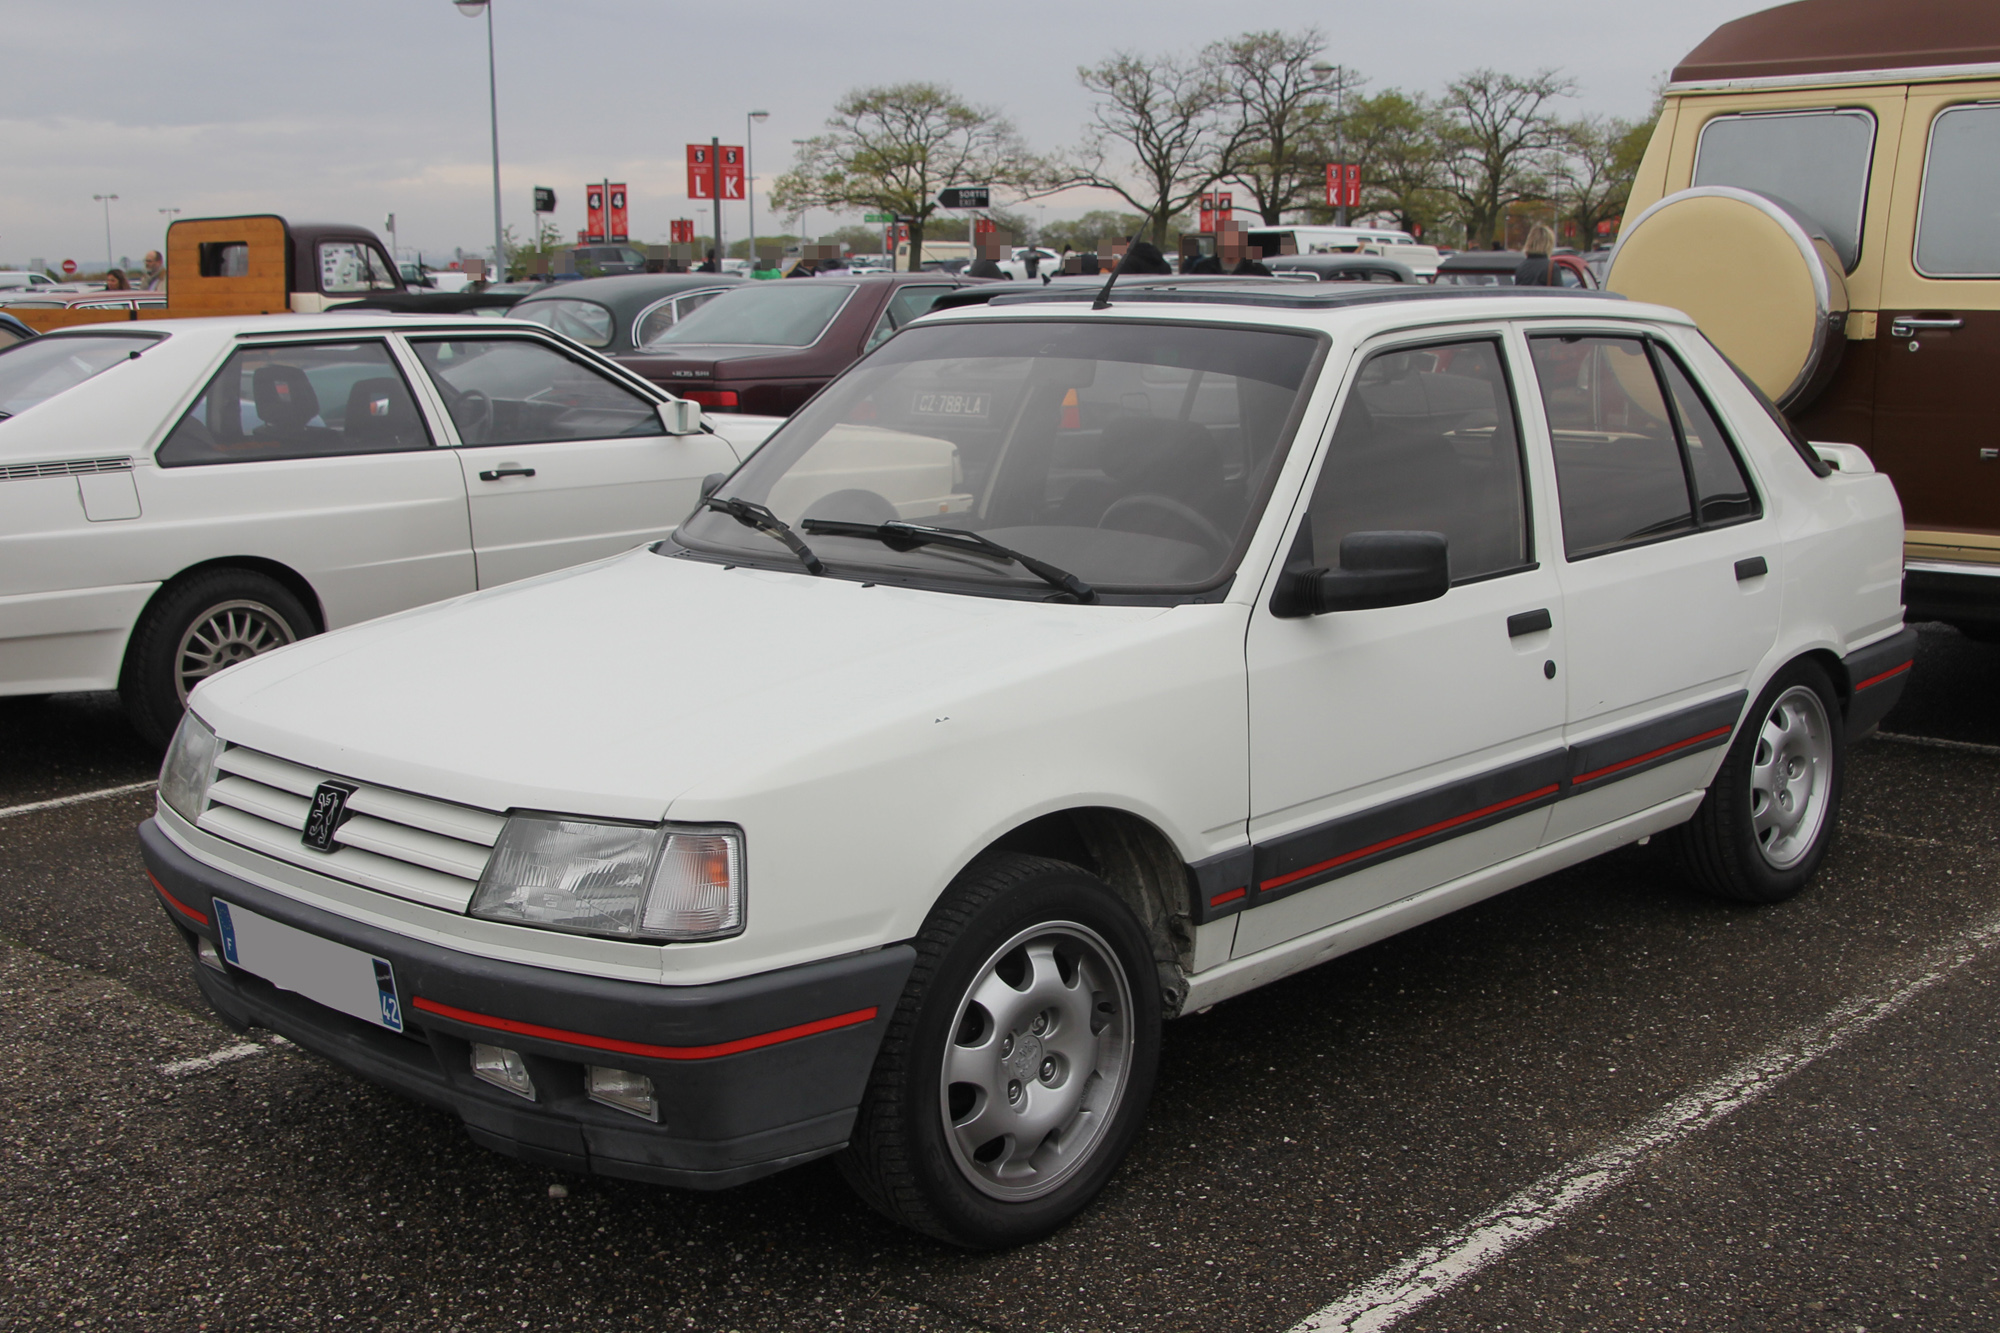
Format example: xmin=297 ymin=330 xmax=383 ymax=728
xmin=301 ymin=780 xmax=359 ymax=852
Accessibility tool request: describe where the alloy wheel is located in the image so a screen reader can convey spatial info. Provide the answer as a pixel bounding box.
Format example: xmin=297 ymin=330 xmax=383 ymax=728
xmin=1748 ymin=684 xmax=1833 ymax=870
xmin=174 ymin=599 xmax=297 ymax=704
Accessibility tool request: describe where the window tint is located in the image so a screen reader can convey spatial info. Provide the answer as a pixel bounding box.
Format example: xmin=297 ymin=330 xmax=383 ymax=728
xmin=1305 ymin=339 xmax=1530 ymax=583
xmin=1693 ymin=109 xmax=1874 ymax=270
xmin=319 ymin=241 xmax=398 ymax=294
xmin=158 ymin=341 xmax=431 ymax=466
xmin=865 ymin=284 xmax=952 ymax=351
xmin=632 ymin=288 xmax=727 ymax=346
xmin=1530 ymin=335 xmax=1693 ymax=558
xmin=1657 ymin=349 xmax=1759 ymax=525
xmin=409 ymin=337 xmax=663 ymax=446
xmin=1915 ymin=103 xmax=2000 ymax=278
xmin=512 ymin=298 xmax=615 ymax=348
xmin=0 ymin=333 xmax=159 ymax=417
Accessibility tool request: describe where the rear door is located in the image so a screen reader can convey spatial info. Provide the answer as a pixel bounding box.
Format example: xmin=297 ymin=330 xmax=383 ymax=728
xmin=404 ymin=334 xmax=739 ymax=587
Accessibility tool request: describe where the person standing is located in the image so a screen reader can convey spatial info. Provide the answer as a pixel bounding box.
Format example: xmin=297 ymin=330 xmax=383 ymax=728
xmin=101 ymin=267 xmax=131 ymax=291
xmin=1515 ymin=225 xmax=1561 ymax=286
xmin=697 ymin=248 xmax=721 ymax=274
xmin=141 ymin=250 xmax=166 ymax=291
xmin=966 ymin=232 xmax=1007 ymax=280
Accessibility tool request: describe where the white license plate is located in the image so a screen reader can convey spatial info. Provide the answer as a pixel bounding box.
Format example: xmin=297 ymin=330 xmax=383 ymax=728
xmin=213 ymin=899 xmax=404 ymax=1032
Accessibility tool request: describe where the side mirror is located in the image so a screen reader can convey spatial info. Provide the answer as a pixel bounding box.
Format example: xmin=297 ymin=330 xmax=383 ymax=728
xmin=656 ymin=399 xmax=704 ymax=435
xmin=1271 ymin=531 xmax=1449 ymax=617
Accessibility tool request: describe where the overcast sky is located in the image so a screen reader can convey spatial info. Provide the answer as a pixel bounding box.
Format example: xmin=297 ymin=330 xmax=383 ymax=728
xmin=3 ymin=0 xmax=1768 ymax=269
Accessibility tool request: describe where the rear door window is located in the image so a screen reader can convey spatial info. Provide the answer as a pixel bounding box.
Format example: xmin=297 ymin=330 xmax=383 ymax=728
xmin=865 ymin=284 xmax=954 ymax=352
xmin=1693 ymin=109 xmax=1875 ymax=270
xmin=1915 ymin=103 xmax=2000 ymax=278
xmin=158 ymin=340 xmax=433 ymax=465
xmin=409 ymin=337 xmax=663 ymax=445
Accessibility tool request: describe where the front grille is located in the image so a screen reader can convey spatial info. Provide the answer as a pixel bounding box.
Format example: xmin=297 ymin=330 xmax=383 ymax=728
xmin=0 ymin=456 xmax=132 ymax=482
xmin=197 ymin=744 xmax=504 ymax=912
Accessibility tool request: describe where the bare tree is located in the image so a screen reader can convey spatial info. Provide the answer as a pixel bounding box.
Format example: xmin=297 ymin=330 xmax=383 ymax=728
xmin=1435 ymin=69 xmax=1576 ymax=247
xmin=1551 ymin=113 xmax=1651 ymax=248
xmin=770 ymin=83 xmax=1036 ymax=269
xmin=1209 ymin=29 xmax=1350 ymax=225
xmin=1060 ymin=51 xmax=1241 ymax=247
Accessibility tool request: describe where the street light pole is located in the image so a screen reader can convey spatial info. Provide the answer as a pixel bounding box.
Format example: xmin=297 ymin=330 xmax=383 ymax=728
xmin=747 ymin=110 xmax=769 ymax=270
xmin=455 ymin=0 xmax=505 ymax=280
xmin=93 ymin=194 xmax=118 ymax=272
xmin=791 ymin=139 xmax=810 ymax=245
xmin=1311 ymin=62 xmax=1349 ymax=226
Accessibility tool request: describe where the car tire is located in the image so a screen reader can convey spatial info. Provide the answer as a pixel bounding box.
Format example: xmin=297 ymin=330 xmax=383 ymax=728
xmin=121 ymin=569 xmax=314 ymax=748
xmin=1671 ymin=660 xmax=1844 ymax=904
xmin=837 ymin=853 xmax=1162 ymax=1249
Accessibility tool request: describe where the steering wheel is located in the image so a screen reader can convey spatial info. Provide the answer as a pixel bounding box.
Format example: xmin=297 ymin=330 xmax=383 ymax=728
xmin=455 ymin=389 xmax=494 ymax=444
xmin=1098 ymin=493 xmax=1231 ymax=556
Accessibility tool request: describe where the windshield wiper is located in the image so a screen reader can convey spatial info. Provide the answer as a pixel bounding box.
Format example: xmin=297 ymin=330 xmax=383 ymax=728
xmin=700 ymin=496 xmax=826 ymax=575
xmin=800 ymin=519 xmax=1096 ymax=603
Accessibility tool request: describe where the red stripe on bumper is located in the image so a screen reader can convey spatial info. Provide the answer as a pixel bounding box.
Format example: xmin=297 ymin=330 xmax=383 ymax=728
xmin=1855 ymin=660 xmax=1912 ymax=691
xmin=409 ymin=996 xmax=879 ymax=1062
xmin=149 ymin=871 xmax=209 ymax=926
xmin=1260 ymin=783 xmax=1561 ymax=894
xmin=1208 ymin=886 xmax=1247 ymax=908
xmin=1572 ymin=725 xmax=1732 ymax=787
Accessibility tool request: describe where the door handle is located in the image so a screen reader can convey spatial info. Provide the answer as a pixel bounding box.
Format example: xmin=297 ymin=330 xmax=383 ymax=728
xmin=1889 ymin=316 xmax=1962 ymax=337
xmin=477 ymin=467 xmax=536 ymax=481
xmin=1735 ymin=556 xmax=1768 ymax=581
xmin=1507 ymin=608 xmax=1552 ymax=638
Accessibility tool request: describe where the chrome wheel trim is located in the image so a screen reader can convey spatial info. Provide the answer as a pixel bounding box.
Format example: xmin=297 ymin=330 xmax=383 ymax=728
xmin=1748 ymin=684 xmax=1834 ymax=870
xmin=939 ymin=921 xmax=1136 ymax=1203
xmin=174 ymin=599 xmax=296 ymax=704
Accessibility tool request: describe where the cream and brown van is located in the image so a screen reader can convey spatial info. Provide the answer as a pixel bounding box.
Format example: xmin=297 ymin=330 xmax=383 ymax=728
xmin=1609 ymin=0 xmax=2000 ymax=640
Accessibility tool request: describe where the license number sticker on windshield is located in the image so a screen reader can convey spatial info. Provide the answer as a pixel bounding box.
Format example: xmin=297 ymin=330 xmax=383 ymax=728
xmin=911 ymin=391 xmax=990 ymax=419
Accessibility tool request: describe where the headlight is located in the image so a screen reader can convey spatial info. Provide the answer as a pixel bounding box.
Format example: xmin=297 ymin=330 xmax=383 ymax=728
xmin=159 ymin=712 xmax=222 ymax=823
xmin=468 ymin=814 xmax=744 ymax=942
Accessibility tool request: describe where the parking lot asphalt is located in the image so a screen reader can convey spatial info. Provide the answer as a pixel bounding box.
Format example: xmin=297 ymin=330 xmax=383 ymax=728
xmin=0 ymin=625 xmax=1995 ymax=1332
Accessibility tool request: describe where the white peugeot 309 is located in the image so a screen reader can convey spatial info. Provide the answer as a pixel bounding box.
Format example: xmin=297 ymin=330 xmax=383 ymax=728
xmin=141 ymin=282 xmax=1911 ymax=1248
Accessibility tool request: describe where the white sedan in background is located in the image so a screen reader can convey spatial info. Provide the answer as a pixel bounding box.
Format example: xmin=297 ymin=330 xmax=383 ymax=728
xmin=0 ymin=314 xmax=778 ymax=744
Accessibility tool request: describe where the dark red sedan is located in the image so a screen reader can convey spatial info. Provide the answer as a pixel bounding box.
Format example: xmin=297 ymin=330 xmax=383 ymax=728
xmin=615 ymin=271 xmax=987 ymax=416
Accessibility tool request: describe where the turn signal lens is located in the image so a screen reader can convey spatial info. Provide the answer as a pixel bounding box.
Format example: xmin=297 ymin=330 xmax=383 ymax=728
xmin=471 ymin=1044 xmax=536 ymax=1100
xmin=586 ymin=1065 xmax=659 ymax=1121
xmin=641 ymin=828 xmax=744 ymax=939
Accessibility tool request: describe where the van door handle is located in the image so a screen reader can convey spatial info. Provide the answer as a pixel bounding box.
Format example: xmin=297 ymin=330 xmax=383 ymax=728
xmin=1890 ymin=316 xmax=1962 ymax=337
xmin=1735 ymin=556 xmax=1768 ymax=581
xmin=477 ymin=467 xmax=536 ymax=481
xmin=1507 ymin=608 xmax=1552 ymax=637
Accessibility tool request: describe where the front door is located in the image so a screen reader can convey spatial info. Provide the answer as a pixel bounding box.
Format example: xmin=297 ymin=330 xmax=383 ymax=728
xmin=1523 ymin=327 xmax=1781 ymax=841
xmin=405 ymin=335 xmax=739 ymax=587
xmin=1873 ymin=90 xmax=2000 ymax=570
xmin=1240 ymin=333 xmax=1569 ymax=957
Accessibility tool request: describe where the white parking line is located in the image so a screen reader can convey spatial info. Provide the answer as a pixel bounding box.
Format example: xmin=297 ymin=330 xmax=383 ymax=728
xmin=1291 ymin=910 xmax=2000 ymax=1333
xmin=158 ymin=1034 xmax=290 ymax=1078
xmin=1874 ymin=731 xmax=2000 ymax=758
xmin=0 ymin=780 xmax=156 ymax=822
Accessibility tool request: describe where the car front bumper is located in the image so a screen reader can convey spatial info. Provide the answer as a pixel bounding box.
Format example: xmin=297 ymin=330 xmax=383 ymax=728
xmin=140 ymin=817 xmax=914 ymax=1190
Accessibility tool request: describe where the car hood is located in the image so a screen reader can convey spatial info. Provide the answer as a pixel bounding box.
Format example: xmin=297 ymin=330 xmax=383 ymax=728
xmin=192 ymin=548 xmax=1179 ymax=823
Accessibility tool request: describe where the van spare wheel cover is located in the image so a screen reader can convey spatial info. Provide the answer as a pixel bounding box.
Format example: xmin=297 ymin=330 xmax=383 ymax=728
xmin=1607 ymin=186 xmax=1847 ymax=410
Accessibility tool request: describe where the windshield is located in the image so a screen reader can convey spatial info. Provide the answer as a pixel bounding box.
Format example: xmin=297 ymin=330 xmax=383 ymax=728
xmin=675 ymin=319 xmax=1321 ymax=595
xmin=513 ymin=298 xmax=616 ymax=348
xmin=0 ymin=333 xmax=159 ymax=419
xmin=641 ymin=282 xmax=853 ymax=348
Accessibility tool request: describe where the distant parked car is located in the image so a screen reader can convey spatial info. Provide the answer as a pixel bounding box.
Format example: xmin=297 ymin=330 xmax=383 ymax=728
xmin=1434 ymin=250 xmax=1597 ymax=289
xmin=617 ymin=272 xmax=989 ymax=415
xmin=0 ymin=313 xmax=781 ymax=744
xmin=567 ymin=245 xmax=652 ymax=276
xmin=510 ymin=273 xmax=742 ymax=356
xmin=1266 ymin=254 xmax=1417 ymax=283
xmin=0 ymin=272 xmax=64 ymax=291
xmin=0 ymin=289 xmax=169 ymax=313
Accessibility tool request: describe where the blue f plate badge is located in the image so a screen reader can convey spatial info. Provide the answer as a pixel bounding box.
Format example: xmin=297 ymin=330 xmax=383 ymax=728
xmin=212 ymin=899 xmax=404 ymax=1033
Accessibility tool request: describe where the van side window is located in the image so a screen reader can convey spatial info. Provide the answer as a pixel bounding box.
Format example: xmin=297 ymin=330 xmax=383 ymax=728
xmin=1692 ymin=109 xmax=1875 ymax=270
xmin=158 ymin=341 xmax=432 ymax=466
xmin=1304 ymin=339 xmax=1532 ymax=583
xmin=1915 ymin=103 xmax=2000 ymax=278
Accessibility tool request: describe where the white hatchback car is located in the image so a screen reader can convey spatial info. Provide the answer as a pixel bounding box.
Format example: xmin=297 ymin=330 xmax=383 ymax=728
xmin=142 ymin=283 xmax=1913 ymax=1248
xmin=0 ymin=314 xmax=778 ymax=743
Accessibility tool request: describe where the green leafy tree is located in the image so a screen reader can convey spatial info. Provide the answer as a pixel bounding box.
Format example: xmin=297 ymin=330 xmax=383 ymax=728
xmin=771 ymin=83 xmax=1039 ymax=269
xmin=1435 ymin=69 xmax=1576 ymax=248
xmin=503 ymin=217 xmax=566 ymax=279
xmin=1305 ymin=90 xmax=1454 ymax=238
xmin=1038 ymin=209 xmax=1156 ymax=253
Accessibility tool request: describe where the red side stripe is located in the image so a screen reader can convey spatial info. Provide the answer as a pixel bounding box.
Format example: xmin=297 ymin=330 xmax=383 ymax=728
xmin=149 ymin=871 xmax=209 ymax=926
xmin=410 ymin=996 xmax=878 ymax=1062
xmin=1854 ymin=660 xmax=1912 ymax=692
xmin=1260 ymin=783 xmax=1561 ymax=894
xmin=1571 ymin=725 xmax=1732 ymax=787
xmin=1208 ymin=886 xmax=1247 ymax=908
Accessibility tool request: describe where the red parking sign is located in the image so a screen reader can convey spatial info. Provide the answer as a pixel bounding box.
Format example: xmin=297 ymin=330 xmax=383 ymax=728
xmin=687 ymin=145 xmax=713 ymax=200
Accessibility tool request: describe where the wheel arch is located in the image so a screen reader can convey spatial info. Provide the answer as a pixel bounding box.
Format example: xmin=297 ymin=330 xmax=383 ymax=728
xmin=132 ymin=556 xmax=327 ymax=641
xmin=968 ymin=805 xmax=1198 ymax=1011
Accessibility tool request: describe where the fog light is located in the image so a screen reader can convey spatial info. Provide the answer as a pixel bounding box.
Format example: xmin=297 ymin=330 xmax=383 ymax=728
xmin=196 ymin=936 xmax=227 ymax=973
xmin=471 ymin=1044 xmax=536 ymax=1100
xmin=586 ymin=1065 xmax=658 ymax=1121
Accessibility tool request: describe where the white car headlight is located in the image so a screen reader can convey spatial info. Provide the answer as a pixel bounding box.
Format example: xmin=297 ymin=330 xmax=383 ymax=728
xmin=159 ymin=712 xmax=223 ymax=823
xmin=468 ymin=814 xmax=744 ymax=942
